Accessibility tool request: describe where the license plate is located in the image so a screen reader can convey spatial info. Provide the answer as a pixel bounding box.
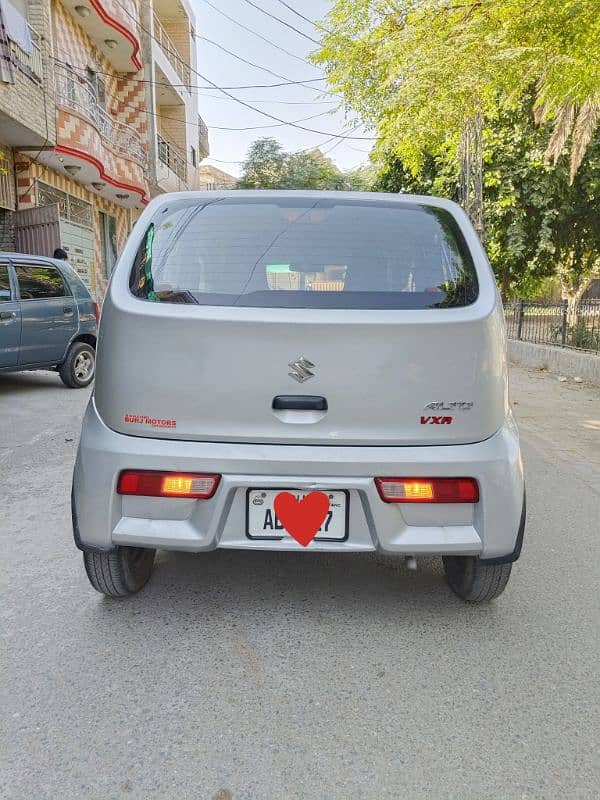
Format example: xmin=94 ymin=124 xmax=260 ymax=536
xmin=246 ymin=489 xmax=349 ymax=541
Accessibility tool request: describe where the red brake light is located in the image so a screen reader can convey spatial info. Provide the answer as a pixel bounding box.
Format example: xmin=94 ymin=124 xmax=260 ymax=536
xmin=93 ymin=301 xmax=100 ymax=324
xmin=117 ymin=470 xmax=221 ymax=499
xmin=375 ymin=477 xmax=479 ymax=503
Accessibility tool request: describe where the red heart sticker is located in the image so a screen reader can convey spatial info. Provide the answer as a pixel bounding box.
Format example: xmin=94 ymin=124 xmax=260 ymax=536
xmin=273 ymin=491 xmax=330 ymax=547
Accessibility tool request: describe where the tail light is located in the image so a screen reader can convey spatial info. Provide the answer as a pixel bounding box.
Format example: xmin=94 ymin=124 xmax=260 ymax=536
xmin=117 ymin=470 xmax=221 ymax=499
xmin=375 ymin=477 xmax=479 ymax=503
xmin=93 ymin=301 xmax=100 ymax=324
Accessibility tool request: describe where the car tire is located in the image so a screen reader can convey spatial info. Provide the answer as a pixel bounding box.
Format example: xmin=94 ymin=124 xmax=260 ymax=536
xmin=59 ymin=341 xmax=95 ymax=388
xmin=443 ymin=556 xmax=512 ymax=603
xmin=83 ymin=546 xmax=156 ymax=597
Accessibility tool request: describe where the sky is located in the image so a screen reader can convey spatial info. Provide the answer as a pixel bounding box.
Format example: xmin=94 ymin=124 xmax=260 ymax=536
xmin=190 ymin=0 xmax=375 ymax=177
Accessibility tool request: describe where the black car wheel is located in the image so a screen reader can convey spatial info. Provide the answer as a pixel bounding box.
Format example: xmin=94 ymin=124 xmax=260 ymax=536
xmin=83 ymin=546 xmax=156 ymax=597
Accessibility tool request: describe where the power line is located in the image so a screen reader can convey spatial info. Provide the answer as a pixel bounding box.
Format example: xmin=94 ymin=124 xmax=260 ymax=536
xmin=51 ymin=57 xmax=328 ymax=91
xmin=188 ymin=71 xmax=373 ymax=139
xmin=271 ymin=0 xmax=322 ymax=30
xmin=211 ymin=110 xmax=335 ymax=131
xmin=197 ymin=0 xmax=314 ymax=67
xmin=111 ymin=1 xmax=374 ymax=140
xmin=238 ymin=0 xmax=320 ymax=45
xmin=197 ymin=93 xmax=335 ymax=105
xmin=54 ymin=58 xmax=337 ymax=132
xmin=198 ymin=35 xmax=328 ymax=90
xmin=205 ymin=128 xmax=369 ymax=167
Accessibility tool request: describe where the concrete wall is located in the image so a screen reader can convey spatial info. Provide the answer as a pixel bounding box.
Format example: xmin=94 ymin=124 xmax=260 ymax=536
xmin=508 ymin=340 xmax=600 ymax=386
xmin=158 ymin=105 xmax=186 ymax=154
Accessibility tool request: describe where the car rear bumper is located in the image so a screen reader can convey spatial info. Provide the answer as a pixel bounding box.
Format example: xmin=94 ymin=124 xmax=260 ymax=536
xmin=72 ymin=399 xmax=525 ymax=560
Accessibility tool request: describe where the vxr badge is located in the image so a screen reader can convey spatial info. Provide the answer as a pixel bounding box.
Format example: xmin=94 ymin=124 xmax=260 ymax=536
xmin=288 ymin=356 xmax=315 ymax=383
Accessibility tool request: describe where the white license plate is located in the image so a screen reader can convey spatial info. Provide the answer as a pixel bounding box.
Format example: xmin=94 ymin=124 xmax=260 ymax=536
xmin=246 ymin=489 xmax=348 ymax=541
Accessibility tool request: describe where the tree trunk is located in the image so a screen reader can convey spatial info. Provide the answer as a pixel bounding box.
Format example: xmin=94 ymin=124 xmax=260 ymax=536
xmin=558 ymin=251 xmax=590 ymax=329
xmin=500 ymin=271 xmax=511 ymax=303
xmin=564 ymin=285 xmax=587 ymax=329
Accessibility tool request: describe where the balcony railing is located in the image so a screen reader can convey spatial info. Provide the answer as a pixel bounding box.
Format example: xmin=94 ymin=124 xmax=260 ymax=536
xmin=157 ymin=135 xmax=187 ymax=182
xmin=153 ymin=13 xmax=191 ymax=89
xmin=55 ymin=64 xmax=145 ymax=165
xmin=10 ymin=25 xmax=43 ymax=85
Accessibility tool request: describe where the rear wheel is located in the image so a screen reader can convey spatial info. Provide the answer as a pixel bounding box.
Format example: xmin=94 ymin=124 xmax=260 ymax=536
xmin=443 ymin=556 xmax=512 ymax=603
xmin=83 ymin=546 xmax=156 ymax=597
xmin=59 ymin=341 xmax=95 ymax=388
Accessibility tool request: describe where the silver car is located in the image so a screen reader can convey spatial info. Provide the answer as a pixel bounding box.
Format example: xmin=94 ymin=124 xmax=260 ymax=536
xmin=72 ymin=191 xmax=525 ymax=601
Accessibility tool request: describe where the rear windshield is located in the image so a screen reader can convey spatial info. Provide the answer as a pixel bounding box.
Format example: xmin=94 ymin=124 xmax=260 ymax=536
xmin=129 ymin=197 xmax=478 ymax=309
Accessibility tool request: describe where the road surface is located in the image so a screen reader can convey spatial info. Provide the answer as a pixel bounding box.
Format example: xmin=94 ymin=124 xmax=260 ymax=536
xmin=1 ymin=366 xmax=599 ymax=799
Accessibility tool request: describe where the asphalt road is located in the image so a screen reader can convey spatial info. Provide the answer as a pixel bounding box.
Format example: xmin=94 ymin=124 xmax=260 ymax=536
xmin=1 ymin=366 xmax=599 ymax=800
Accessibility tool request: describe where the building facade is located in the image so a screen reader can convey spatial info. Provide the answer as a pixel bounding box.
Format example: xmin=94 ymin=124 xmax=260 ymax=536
xmin=140 ymin=0 xmax=209 ymax=196
xmin=198 ymin=163 xmax=237 ymax=191
xmin=0 ymin=0 xmax=209 ymax=298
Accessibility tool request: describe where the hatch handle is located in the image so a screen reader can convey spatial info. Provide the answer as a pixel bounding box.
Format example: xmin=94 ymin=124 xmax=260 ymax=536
xmin=272 ymin=395 xmax=328 ymax=412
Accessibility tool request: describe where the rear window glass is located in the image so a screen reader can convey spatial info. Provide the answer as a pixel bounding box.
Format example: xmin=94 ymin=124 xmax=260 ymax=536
xmin=129 ymin=198 xmax=478 ymax=309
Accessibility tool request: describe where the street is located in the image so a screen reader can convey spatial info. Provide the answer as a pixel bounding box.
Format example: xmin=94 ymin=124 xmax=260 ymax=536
xmin=1 ymin=366 xmax=599 ymax=800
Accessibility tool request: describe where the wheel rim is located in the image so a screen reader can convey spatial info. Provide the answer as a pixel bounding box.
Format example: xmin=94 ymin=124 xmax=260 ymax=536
xmin=74 ymin=350 xmax=94 ymax=381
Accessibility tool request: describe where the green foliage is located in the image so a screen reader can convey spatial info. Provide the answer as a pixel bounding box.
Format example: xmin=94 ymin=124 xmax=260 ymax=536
xmin=569 ymin=317 xmax=600 ymax=351
xmin=237 ymin=138 xmax=287 ymax=189
xmin=237 ymin=138 xmax=377 ymax=191
xmin=342 ymin=164 xmax=378 ymax=191
xmin=375 ymin=95 xmax=600 ymax=299
xmin=314 ymin=0 xmax=600 ymax=176
xmin=284 ymin=148 xmax=346 ymax=190
xmin=373 ymin=151 xmax=458 ymax=199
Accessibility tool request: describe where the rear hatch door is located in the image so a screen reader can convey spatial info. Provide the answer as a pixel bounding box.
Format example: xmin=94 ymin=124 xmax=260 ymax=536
xmin=96 ymin=194 xmax=505 ymax=446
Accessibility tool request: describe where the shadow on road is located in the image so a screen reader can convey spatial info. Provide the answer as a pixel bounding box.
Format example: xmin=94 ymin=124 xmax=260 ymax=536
xmin=0 ymin=371 xmax=67 ymax=394
xmin=91 ymin=549 xmax=503 ymax=623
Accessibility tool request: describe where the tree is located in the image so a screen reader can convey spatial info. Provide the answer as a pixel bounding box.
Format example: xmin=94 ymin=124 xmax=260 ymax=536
xmin=314 ymin=0 xmax=600 ymax=179
xmin=237 ymin=137 xmax=371 ymax=190
xmin=373 ymin=151 xmax=457 ymax=198
xmin=374 ymin=95 xmax=600 ymax=306
xmin=485 ymin=99 xmax=600 ymax=309
xmin=237 ymin=138 xmax=287 ymax=189
xmin=281 ymin=149 xmax=346 ymax=189
xmin=342 ymin=164 xmax=377 ymax=191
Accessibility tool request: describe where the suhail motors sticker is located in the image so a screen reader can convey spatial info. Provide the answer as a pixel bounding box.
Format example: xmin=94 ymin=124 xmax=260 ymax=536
xmin=288 ymin=356 xmax=315 ymax=383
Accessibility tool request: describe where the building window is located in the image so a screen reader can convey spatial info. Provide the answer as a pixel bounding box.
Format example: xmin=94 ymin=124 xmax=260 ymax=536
xmin=36 ymin=182 xmax=93 ymax=228
xmin=100 ymin=211 xmax=117 ymax=278
xmin=191 ymin=146 xmax=197 ymax=167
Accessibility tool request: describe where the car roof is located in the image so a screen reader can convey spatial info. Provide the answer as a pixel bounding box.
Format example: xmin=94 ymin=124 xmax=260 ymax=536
xmin=145 ymin=189 xmax=461 ymax=208
xmin=0 ymin=252 xmax=69 ymax=268
xmin=0 ymin=252 xmax=90 ymax=290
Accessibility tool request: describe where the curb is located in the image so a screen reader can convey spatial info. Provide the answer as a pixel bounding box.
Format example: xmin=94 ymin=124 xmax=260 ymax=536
xmin=507 ymin=340 xmax=600 ymax=387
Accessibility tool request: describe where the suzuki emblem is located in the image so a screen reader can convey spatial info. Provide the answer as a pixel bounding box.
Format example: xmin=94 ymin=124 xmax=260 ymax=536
xmin=288 ymin=356 xmax=315 ymax=383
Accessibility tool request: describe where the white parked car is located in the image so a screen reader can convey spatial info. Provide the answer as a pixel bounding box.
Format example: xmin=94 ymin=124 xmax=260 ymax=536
xmin=72 ymin=191 xmax=525 ymax=601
